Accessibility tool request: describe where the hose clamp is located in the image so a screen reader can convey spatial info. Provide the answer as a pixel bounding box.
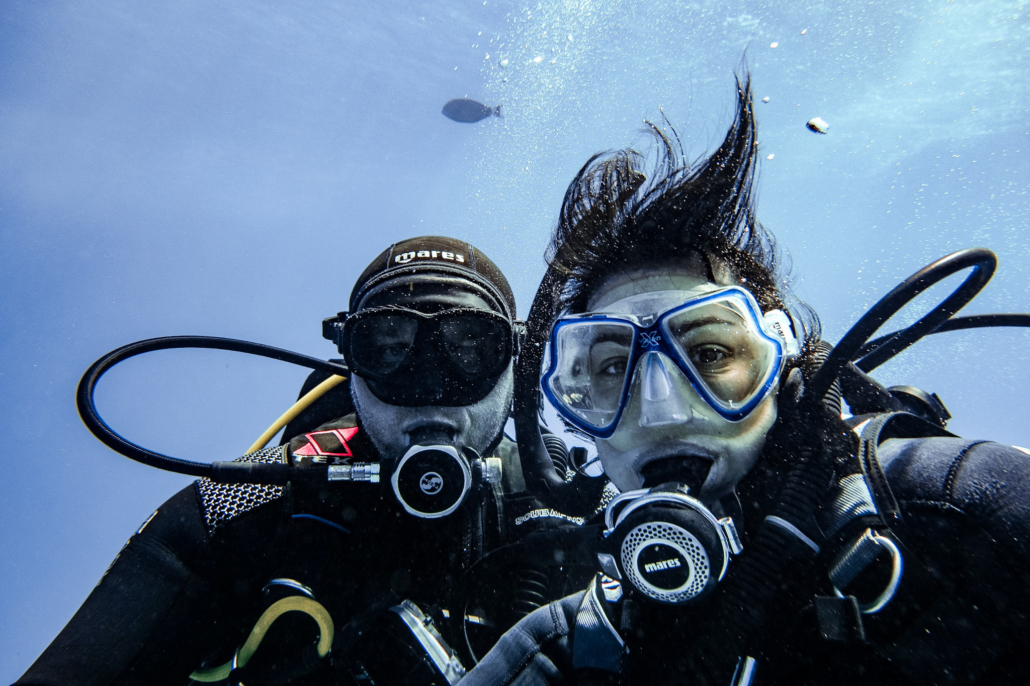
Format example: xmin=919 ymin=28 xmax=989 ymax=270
xmin=327 ymin=462 xmax=381 ymax=483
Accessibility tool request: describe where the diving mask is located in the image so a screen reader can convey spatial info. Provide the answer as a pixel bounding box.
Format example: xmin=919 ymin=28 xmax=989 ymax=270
xmin=325 ymin=306 xmax=523 ymax=407
xmin=542 ymin=287 xmax=799 ymax=438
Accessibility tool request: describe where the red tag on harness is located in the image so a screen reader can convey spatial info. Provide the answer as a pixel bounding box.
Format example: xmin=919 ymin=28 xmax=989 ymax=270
xmin=292 ymin=427 xmax=360 ymax=458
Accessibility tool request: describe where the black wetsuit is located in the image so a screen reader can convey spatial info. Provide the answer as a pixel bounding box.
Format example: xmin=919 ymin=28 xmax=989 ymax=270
xmin=461 ymin=431 xmax=1030 ymax=685
xmin=15 ymin=416 xmax=571 ymax=686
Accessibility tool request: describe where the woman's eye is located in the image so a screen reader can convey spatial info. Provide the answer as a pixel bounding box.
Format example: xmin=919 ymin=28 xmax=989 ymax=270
xmin=599 ymin=359 xmax=626 ymax=376
xmin=690 ymin=346 xmax=728 ymax=365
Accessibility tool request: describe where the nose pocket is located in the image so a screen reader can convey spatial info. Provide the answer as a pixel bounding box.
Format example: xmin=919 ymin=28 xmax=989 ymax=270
xmin=642 ymin=350 xmax=672 ymax=401
xmin=639 ymin=352 xmax=691 ymax=427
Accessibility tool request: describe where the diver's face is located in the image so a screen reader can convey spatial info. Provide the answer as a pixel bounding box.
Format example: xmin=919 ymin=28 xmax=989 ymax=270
xmin=587 ymin=267 xmax=778 ymax=504
xmin=350 ymin=282 xmax=514 ymax=460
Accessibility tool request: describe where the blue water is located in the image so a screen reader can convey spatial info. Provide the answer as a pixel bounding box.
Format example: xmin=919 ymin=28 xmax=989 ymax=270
xmin=0 ymin=1 xmax=1026 ymax=679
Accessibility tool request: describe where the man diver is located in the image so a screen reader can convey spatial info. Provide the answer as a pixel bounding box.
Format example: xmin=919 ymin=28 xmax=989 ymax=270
xmin=17 ymin=236 xmax=548 ymax=685
xmin=462 ymin=78 xmax=1030 ymax=685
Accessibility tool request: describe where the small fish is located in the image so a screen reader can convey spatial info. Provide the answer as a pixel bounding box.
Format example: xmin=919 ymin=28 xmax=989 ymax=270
xmin=806 ymin=116 xmax=829 ymax=134
xmin=762 ymin=96 xmax=770 ymax=103
xmin=770 ymin=41 xmax=779 ymax=48
xmin=442 ymin=98 xmax=502 ymax=123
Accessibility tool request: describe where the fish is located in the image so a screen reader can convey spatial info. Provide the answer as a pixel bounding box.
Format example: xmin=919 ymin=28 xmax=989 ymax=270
xmin=806 ymin=116 xmax=829 ymax=134
xmin=442 ymin=98 xmax=502 ymax=123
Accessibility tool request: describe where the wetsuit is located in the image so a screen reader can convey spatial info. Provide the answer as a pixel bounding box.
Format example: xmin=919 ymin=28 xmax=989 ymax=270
xmin=15 ymin=416 xmax=561 ymax=686
xmin=462 ymin=432 xmax=1030 ymax=685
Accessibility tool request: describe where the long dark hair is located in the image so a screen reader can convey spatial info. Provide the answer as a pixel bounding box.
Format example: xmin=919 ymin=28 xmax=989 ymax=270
xmin=544 ymin=74 xmax=821 ymax=366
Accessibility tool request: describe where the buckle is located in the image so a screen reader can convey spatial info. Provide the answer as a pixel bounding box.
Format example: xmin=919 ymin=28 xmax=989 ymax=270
xmin=829 ymin=528 xmax=903 ymax=614
xmin=322 ymin=312 xmax=348 ymax=345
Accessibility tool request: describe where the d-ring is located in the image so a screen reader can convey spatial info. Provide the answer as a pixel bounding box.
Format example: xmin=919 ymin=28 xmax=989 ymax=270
xmin=832 ymin=532 xmax=903 ymax=614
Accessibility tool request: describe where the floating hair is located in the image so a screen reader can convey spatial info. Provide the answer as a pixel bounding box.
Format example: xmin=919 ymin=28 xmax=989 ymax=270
xmin=544 ymin=73 xmax=821 ymax=361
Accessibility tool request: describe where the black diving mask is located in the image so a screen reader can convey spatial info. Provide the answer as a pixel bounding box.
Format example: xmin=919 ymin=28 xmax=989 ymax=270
xmin=325 ymin=306 xmax=521 ymax=407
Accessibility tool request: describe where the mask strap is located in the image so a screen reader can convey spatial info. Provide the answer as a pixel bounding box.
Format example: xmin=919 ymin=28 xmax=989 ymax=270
xmin=763 ymin=309 xmax=800 ymax=357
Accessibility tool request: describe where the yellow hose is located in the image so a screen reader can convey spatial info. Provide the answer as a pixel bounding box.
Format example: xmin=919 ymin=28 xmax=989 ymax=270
xmin=245 ymin=374 xmax=347 ymax=454
xmin=190 ymin=596 xmax=335 ymax=682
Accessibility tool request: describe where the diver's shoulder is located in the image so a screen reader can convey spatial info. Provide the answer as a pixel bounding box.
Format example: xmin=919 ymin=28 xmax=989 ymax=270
xmin=879 ymin=436 xmax=1030 ymax=519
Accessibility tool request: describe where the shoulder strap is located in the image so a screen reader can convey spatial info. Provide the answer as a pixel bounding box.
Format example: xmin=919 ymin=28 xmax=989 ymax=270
xmin=857 ymin=412 xmax=955 ymax=528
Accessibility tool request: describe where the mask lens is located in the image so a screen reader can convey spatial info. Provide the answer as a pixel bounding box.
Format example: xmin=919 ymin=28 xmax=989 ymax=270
xmin=662 ymin=298 xmax=777 ymax=409
xmin=438 ymin=313 xmax=508 ymax=377
xmin=348 ymin=313 xmax=419 ymax=376
xmin=547 ymin=321 xmax=635 ymax=431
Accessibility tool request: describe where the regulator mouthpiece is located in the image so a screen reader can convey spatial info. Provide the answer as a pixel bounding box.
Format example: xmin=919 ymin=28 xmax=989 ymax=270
xmin=391 ymin=445 xmax=475 ymax=519
xmin=601 ymin=485 xmax=743 ymax=605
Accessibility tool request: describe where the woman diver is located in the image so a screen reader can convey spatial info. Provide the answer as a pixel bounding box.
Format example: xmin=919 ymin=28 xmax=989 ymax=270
xmin=462 ymin=75 xmax=1030 ymax=685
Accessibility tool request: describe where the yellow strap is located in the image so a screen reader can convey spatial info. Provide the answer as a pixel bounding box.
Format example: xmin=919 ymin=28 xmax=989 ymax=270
xmin=245 ymin=374 xmax=347 ymax=454
xmin=190 ymin=596 xmax=335 ymax=682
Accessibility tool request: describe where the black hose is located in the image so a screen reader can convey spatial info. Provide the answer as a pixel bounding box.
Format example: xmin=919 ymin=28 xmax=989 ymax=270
xmin=853 ymin=313 xmax=1030 ymax=361
xmin=675 ymin=448 xmax=832 ymax=684
xmin=541 ymin=433 xmax=570 ymax=478
xmin=513 ymin=268 xmax=606 ymax=515
xmin=511 ymin=567 xmax=550 ymax=618
xmin=807 ymin=248 xmax=997 ymax=401
xmin=808 ymin=341 xmax=843 ymax=415
xmin=77 ymin=335 xmax=347 ymax=479
xmin=513 ymin=269 xmax=570 ymax=494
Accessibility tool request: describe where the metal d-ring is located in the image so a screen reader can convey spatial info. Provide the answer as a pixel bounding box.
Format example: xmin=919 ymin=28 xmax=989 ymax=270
xmin=831 ymin=532 xmax=903 ymax=614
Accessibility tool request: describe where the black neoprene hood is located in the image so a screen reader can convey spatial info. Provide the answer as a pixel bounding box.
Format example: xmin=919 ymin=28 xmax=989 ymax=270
xmin=349 ymin=236 xmax=516 ymax=321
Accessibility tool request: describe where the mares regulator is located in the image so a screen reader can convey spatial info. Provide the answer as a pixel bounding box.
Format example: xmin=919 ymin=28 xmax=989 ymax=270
xmin=76 ymin=335 xmax=499 ymax=520
xmin=597 ymin=484 xmax=744 ymax=605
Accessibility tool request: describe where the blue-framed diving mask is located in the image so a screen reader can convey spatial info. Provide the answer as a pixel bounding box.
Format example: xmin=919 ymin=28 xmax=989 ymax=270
xmin=541 ymin=286 xmax=800 ymax=438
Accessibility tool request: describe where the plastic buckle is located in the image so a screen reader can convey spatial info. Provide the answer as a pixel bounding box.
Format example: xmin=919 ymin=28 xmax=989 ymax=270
xmin=321 ymin=312 xmax=347 ymax=344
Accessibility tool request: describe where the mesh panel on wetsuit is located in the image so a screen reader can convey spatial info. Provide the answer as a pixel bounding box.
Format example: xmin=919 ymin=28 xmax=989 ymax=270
xmin=196 ymin=445 xmax=286 ymax=534
xmin=595 ymin=482 xmax=620 ymax=516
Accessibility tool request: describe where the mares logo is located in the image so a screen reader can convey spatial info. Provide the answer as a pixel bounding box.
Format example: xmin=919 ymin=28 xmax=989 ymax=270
xmin=395 ymin=250 xmax=466 ymax=265
xmin=643 ymin=558 xmax=682 ymax=574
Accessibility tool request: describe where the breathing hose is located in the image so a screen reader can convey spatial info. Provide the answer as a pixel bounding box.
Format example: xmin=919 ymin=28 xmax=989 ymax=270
xmin=513 ymin=267 xmax=607 ymax=516
xmin=853 ymin=313 xmax=1030 ymax=364
xmin=807 ymin=248 xmax=998 ymax=403
xmin=245 ymin=374 xmax=347 ymax=454
xmin=77 ymin=335 xmax=348 ymax=482
xmin=513 ymin=268 xmax=565 ymax=495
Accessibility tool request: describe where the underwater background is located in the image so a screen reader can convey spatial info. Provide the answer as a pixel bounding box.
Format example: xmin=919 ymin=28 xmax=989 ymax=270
xmin=0 ymin=0 xmax=1026 ymax=679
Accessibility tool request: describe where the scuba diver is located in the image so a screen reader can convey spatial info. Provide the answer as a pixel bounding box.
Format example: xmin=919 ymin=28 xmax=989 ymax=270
xmin=461 ymin=77 xmax=1030 ymax=685
xmin=17 ymin=236 xmax=586 ymax=686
